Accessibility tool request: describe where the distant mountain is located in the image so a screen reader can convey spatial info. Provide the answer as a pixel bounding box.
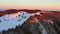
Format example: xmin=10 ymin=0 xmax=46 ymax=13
xmin=0 ymin=9 xmax=5 ymax=11
xmin=0 ymin=9 xmax=60 ymax=34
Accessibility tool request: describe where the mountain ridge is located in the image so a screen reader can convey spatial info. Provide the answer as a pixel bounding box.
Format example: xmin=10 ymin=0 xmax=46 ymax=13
xmin=0 ymin=9 xmax=60 ymax=34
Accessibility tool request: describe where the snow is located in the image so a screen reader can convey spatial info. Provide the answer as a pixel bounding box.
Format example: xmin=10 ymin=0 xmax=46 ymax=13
xmin=0 ymin=11 xmax=35 ymax=31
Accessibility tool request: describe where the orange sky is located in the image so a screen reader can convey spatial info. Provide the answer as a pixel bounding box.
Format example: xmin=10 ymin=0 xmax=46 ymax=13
xmin=0 ymin=0 xmax=60 ymax=11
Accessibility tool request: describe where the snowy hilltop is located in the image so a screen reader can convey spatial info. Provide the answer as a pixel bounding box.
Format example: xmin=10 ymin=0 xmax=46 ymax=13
xmin=0 ymin=9 xmax=60 ymax=34
xmin=0 ymin=11 xmax=35 ymax=31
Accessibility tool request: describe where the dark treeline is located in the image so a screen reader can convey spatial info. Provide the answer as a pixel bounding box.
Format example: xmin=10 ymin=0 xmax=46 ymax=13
xmin=1 ymin=18 xmax=60 ymax=34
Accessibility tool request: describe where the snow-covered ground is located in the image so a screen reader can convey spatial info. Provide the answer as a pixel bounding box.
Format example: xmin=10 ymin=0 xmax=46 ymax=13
xmin=0 ymin=11 xmax=35 ymax=31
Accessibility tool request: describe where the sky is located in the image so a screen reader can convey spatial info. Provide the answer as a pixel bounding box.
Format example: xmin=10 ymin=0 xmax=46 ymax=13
xmin=0 ymin=0 xmax=60 ymax=11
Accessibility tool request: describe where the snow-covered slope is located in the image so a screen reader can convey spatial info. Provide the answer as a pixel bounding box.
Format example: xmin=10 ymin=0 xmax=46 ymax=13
xmin=0 ymin=9 xmax=60 ymax=33
xmin=0 ymin=11 xmax=35 ymax=31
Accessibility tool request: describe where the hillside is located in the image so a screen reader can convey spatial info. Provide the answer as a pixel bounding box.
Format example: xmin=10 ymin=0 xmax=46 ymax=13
xmin=0 ymin=9 xmax=60 ymax=34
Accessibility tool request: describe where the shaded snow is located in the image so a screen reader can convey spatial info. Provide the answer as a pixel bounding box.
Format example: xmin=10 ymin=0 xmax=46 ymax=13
xmin=0 ymin=12 xmax=35 ymax=31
